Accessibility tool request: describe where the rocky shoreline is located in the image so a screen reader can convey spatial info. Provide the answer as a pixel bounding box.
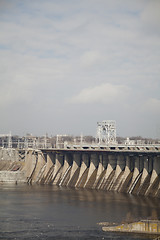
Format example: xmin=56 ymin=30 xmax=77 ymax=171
xmin=98 ymin=220 xmax=160 ymax=238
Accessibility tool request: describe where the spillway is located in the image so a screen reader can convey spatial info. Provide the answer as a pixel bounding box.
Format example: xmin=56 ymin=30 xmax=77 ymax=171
xmin=22 ymin=145 xmax=160 ymax=198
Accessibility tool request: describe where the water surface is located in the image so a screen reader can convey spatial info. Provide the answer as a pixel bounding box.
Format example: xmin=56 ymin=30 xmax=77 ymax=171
xmin=0 ymin=184 xmax=159 ymax=239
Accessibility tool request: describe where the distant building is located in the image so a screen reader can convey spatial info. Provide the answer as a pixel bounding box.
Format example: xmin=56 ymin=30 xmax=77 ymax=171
xmin=124 ymin=137 xmax=135 ymax=145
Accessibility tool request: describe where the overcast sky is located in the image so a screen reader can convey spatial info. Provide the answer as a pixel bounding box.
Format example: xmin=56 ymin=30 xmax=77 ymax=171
xmin=0 ymin=0 xmax=160 ymax=138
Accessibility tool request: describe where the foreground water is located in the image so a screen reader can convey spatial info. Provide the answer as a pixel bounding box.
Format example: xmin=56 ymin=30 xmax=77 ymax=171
xmin=0 ymin=184 xmax=160 ymax=240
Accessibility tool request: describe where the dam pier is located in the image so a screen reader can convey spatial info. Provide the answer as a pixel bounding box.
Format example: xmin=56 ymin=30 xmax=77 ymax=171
xmin=1 ymin=143 xmax=159 ymax=198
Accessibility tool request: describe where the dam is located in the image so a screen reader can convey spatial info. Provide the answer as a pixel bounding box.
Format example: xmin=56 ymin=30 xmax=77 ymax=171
xmin=1 ymin=144 xmax=160 ymax=198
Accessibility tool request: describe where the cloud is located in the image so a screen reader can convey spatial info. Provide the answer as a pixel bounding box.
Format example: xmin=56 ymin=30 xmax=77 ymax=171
xmin=80 ymin=50 xmax=102 ymax=67
xmin=143 ymin=98 xmax=160 ymax=113
xmin=70 ymin=83 xmax=130 ymax=104
xmin=140 ymin=0 xmax=160 ymax=35
xmin=0 ymin=0 xmax=160 ymax=137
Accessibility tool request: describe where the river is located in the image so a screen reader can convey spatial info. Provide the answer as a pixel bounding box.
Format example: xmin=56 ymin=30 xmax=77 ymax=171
xmin=0 ymin=184 xmax=159 ymax=239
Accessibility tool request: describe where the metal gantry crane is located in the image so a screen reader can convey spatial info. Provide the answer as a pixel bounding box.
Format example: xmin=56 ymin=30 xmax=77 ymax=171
xmin=96 ymin=120 xmax=116 ymax=145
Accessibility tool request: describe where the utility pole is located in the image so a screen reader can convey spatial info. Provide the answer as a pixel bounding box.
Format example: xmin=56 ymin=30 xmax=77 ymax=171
xmin=8 ymin=132 xmax=12 ymax=148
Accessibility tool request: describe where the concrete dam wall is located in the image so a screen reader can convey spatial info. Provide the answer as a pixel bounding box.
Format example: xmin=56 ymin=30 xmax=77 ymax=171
xmin=0 ymin=148 xmax=26 ymax=183
xmin=1 ymin=147 xmax=160 ymax=198
xmin=23 ymin=148 xmax=160 ymax=198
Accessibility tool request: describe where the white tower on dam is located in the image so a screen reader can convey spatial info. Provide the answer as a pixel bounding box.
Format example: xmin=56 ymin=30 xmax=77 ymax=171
xmin=96 ymin=120 xmax=116 ymax=144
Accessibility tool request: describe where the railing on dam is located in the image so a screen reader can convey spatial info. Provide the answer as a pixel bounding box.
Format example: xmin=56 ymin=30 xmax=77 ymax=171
xmin=40 ymin=143 xmax=160 ymax=153
xmin=63 ymin=143 xmax=160 ymax=151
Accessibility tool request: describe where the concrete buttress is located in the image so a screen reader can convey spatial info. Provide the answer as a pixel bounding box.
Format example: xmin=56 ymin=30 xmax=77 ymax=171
xmin=25 ymin=150 xmax=37 ymax=183
xmin=44 ymin=153 xmax=55 ymax=177
xmin=67 ymin=153 xmax=81 ymax=186
xmin=95 ymin=154 xmax=108 ymax=189
xmin=139 ymin=156 xmax=151 ymax=186
xmin=145 ymin=156 xmax=160 ymax=196
xmin=52 ymin=153 xmax=64 ymax=184
xmin=84 ymin=153 xmax=99 ymax=188
xmin=118 ymin=155 xmax=132 ymax=192
xmin=93 ymin=154 xmax=107 ymax=188
xmin=58 ymin=153 xmax=72 ymax=186
xmin=110 ymin=155 xmax=125 ymax=191
xmin=101 ymin=154 xmax=116 ymax=190
xmin=31 ymin=152 xmax=46 ymax=182
xmin=96 ymin=155 xmax=105 ymax=181
xmin=128 ymin=156 xmax=143 ymax=194
xmin=75 ymin=153 xmax=89 ymax=187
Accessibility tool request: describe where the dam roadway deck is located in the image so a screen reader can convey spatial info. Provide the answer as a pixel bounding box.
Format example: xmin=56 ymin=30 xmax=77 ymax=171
xmin=39 ymin=143 xmax=160 ymax=155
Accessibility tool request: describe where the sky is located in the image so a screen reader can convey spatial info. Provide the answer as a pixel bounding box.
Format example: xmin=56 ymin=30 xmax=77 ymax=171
xmin=0 ymin=0 xmax=160 ymax=138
